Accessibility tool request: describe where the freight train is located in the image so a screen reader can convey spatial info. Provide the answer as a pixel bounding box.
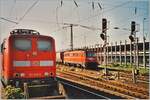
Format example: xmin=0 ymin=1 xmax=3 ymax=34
xmin=56 ymin=50 xmax=98 ymax=69
xmin=1 ymin=29 xmax=57 ymax=87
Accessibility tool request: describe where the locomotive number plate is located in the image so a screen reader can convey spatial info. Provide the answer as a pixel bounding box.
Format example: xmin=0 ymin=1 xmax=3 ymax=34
xmin=31 ymin=61 xmax=40 ymax=66
xmin=29 ymin=73 xmax=42 ymax=77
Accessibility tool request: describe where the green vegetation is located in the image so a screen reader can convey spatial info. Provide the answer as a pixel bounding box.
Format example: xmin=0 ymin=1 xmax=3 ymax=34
xmin=139 ymin=67 xmax=149 ymax=75
xmin=5 ymin=85 xmax=24 ymax=99
xmin=99 ymin=63 xmax=149 ymax=75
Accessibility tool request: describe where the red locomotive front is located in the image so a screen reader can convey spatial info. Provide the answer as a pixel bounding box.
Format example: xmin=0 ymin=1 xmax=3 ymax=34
xmin=1 ymin=29 xmax=56 ymax=87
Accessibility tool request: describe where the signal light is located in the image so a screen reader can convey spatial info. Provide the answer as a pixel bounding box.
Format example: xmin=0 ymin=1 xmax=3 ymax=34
xmin=102 ymin=18 xmax=107 ymax=33
xmin=129 ymin=35 xmax=134 ymax=42
xmin=131 ymin=21 xmax=136 ymax=34
xmin=100 ymin=33 xmax=105 ymax=40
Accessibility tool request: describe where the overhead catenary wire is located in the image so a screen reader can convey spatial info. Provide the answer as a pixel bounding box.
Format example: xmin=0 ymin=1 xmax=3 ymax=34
xmin=62 ymin=0 xmax=132 ymax=26
xmin=0 ymin=17 xmax=18 ymax=24
xmin=135 ymin=7 xmax=137 ymax=15
xmin=56 ymin=6 xmax=61 ymax=29
xmin=62 ymin=0 xmax=146 ymax=25
xmin=111 ymin=12 xmax=148 ymax=31
xmin=9 ymin=0 xmax=16 ymax=17
xmin=61 ymin=0 xmax=63 ymax=7
xmin=18 ymin=0 xmax=39 ymax=23
xmin=1 ymin=1 xmax=147 ymax=37
xmin=78 ymin=1 xmax=132 ymax=23
xmin=74 ymin=0 xmax=78 ymax=7
xmin=98 ymin=2 xmax=102 ymax=10
xmin=56 ymin=0 xmax=65 ymax=31
xmin=92 ymin=2 xmax=94 ymax=10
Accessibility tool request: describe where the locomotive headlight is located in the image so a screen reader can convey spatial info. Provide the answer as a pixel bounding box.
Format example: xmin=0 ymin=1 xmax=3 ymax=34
xmin=20 ymin=73 xmax=25 ymax=77
xmin=44 ymin=72 xmax=49 ymax=76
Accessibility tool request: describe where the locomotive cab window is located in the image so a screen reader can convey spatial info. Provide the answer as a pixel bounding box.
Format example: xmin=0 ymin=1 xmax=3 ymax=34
xmin=14 ymin=39 xmax=31 ymax=51
xmin=37 ymin=40 xmax=51 ymax=51
xmin=86 ymin=52 xmax=95 ymax=57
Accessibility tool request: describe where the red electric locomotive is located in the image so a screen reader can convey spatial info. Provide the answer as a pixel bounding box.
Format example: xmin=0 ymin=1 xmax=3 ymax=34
xmin=63 ymin=50 xmax=98 ymax=69
xmin=1 ymin=29 xmax=57 ymax=87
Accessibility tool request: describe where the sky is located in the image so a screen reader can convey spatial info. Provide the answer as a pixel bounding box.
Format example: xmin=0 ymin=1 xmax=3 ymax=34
xmin=0 ymin=0 xmax=149 ymax=51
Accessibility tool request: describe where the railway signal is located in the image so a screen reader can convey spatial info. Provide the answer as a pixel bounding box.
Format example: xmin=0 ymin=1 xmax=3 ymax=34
xmin=129 ymin=21 xmax=138 ymax=83
xmin=129 ymin=35 xmax=134 ymax=42
xmin=100 ymin=33 xmax=105 ymax=40
xmin=100 ymin=18 xmax=107 ymax=41
xmin=100 ymin=18 xmax=108 ymax=75
xmin=129 ymin=21 xmax=136 ymax=42
xmin=102 ymin=18 xmax=107 ymax=33
xmin=131 ymin=21 xmax=136 ymax=33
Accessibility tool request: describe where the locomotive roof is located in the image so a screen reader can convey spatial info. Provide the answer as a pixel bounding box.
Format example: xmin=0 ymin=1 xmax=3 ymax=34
xmin=10 ymin=29 xmax=40 ymax=35
xmin=63 ymin=49 xmax=93 ymax=53
xmin=8 ymin=29 xmax=54 ymax=39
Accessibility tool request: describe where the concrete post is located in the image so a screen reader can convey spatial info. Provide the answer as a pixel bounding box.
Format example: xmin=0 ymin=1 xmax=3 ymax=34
xmin=100 ymin=44 xmax=102 ymax=64
xmin=107 ymin=44 xmax=109 ymax=64
xmin=143 ymin=37 xmax=146 ymax=68
xmin=124 ymin=40 xmax=127 ymax=67
xmin=115 ymin=42 xmax=117 ymax=63
xmin=120 ymin=41 xmax=122 ymax=65
xmin=149 ymin=42 xmax=150 ymax=68
xmin=130 ymin=41 xmax=132 ymax=65
xmin=111 ymin=42 xmax=113 ymax=63
xmin=136 ymin=38 xmax=139 ymax=68
xmin=133 ymin=32 xmax=137 ymax=83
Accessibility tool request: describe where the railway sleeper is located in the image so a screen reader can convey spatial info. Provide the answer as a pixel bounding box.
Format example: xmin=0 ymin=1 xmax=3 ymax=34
xmin=97 ymin=82 xmax=148 ymax=99
xmin=82 ymin=77 xmax=148 ymax=99
xmin=63 ymin=71 xmax=145 ymax=94
xmin=58 ymin=75 xmax=135 ymax=99
xmin=62 ymin=74 xmax=148 ymax=99
xmin=92 ymin=76 xmax=148 ymax=94
xmin=62 ymin=70 xmax=148 ymax=94
xmin=107 ymin=81 xmax=148 ymax=94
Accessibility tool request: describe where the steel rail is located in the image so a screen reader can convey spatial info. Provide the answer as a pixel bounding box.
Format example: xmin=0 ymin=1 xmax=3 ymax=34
xmin=60 ymin=81 xmax=110 ymax=99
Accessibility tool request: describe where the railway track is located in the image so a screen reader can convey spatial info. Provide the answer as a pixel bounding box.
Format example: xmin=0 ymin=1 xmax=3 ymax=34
xmin=1 ymin=79 xmax=112 ymax=99
xmin=57 ymin=64 xmax=149 ymax=85
xmin=98 ymin=66 xmax=149 ymax=84
xmin=119 ymin=72 xmax=149 ymax=83
xmin=101 ymin=67 xmax=149 ymax=82
xmin=60 ymin=81 xmax=111 ymax=99
xmin=56 ymin=66 xmax=149 ymax=99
